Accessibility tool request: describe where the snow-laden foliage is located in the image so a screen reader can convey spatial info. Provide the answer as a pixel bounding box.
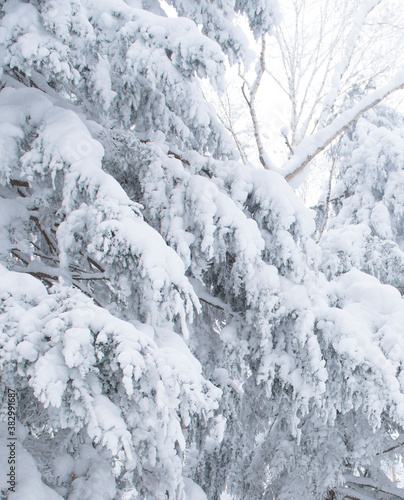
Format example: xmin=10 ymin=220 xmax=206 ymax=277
xmin=321 ymin=105 xmax=404 ymax=292
xmin=2 ymin=1 xmax=404 ymax=500
xmin=0 ymin=265 xmax=219 ymax=499
xmin=0 ymin=83 xmax=222 ymax=498
xmin=0 ymin=0 xmax=235 ymax=156
xmin=100 ymin=108 xmax=404 ymax=498
xmin=164 ymin=0 xmax=281 ymax=62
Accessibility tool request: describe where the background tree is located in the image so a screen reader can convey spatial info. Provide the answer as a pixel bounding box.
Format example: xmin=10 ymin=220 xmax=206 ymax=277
xmin=218 ymin=0 xmax=404 ymax=191
xmin=320 ymin=102 xmax=404 ymax=288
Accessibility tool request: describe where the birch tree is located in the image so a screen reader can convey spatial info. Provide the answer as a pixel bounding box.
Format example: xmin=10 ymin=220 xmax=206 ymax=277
xmin=235 ymin=0 xmax=404 ymax=187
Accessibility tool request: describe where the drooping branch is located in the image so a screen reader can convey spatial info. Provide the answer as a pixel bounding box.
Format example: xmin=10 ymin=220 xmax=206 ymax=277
xmin=11 ymin=242 xmax=107 ymax=306
xmin=283 ymin=70 xmax=404 ymax=185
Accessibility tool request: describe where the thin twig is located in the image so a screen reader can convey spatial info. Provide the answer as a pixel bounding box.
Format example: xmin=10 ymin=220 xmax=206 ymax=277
xmin=239 ymin=37 xmax=271 ymax=169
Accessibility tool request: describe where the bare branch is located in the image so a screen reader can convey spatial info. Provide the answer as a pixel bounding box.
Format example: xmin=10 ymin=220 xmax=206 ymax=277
xmin=167 ymin=150 xmax=190 ymax=166
xmin=30 ymin=215 xmax=58 ymax=255
xmin=72 ymin=279 xmax=103 ymax=307
xmin=216 ymin=90 xmax=249 ymax=165
xmin=344 ymin=478 xmax=404 ymax=500
xmin=87 ymin=257 xmax=105 ymax=273
xmin=379 ymin=441 xmax=404 ymax=455
xmin=316 ymin=0 xmax=383 ymax=129
xmin=10 ymin=179 xmax=30 ymax=188
xmin=250 ymin=36 xmax=266 ymax=106
xmin=199 ymin=297 xmax=225 ymax=312
xmin=11 ymin=249 xmax=30 ymax=266
xmin=281 ymin=129 xmax=294 ymax=155
xmin=72 ymin=273 xmax=105 ymax=281
xmin=239 ymin=36 xmax=273 ymax=169
xmin=317 ymin=153 xmax=337 ymax=241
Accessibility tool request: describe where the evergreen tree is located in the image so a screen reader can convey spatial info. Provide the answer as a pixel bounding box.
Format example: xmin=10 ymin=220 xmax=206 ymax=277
xmin=321 ymin=103 xmax=404 ymax=292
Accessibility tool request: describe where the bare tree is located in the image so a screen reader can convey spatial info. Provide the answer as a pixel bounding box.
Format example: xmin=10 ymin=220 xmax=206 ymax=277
xmin=234 ymin=0 xmax=404 ymax=187
xmin=239 ymin=36 xmax=275 ymax=169
xmin=284 ymin=71 xmax=404 ymax=183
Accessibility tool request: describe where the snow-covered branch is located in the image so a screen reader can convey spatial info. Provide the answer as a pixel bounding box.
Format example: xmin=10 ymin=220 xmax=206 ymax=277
xmin=283 ymin=70 xmax=404 ymax=185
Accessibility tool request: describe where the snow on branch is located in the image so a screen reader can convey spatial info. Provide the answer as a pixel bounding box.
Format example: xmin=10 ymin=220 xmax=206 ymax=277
xmin=282 ymin=70 xmax=404 ymax=186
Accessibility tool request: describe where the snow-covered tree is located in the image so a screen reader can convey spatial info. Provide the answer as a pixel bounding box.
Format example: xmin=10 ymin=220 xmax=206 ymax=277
xmin=315 ymin=100 xmax=404 ymax=499
xmin=319 ymin=102 xmax=404 ymax=283
xmin=0 ymin=0 xmax=279 ymax=498
xmin=2 ymin=1 xmax=404 ymax=500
